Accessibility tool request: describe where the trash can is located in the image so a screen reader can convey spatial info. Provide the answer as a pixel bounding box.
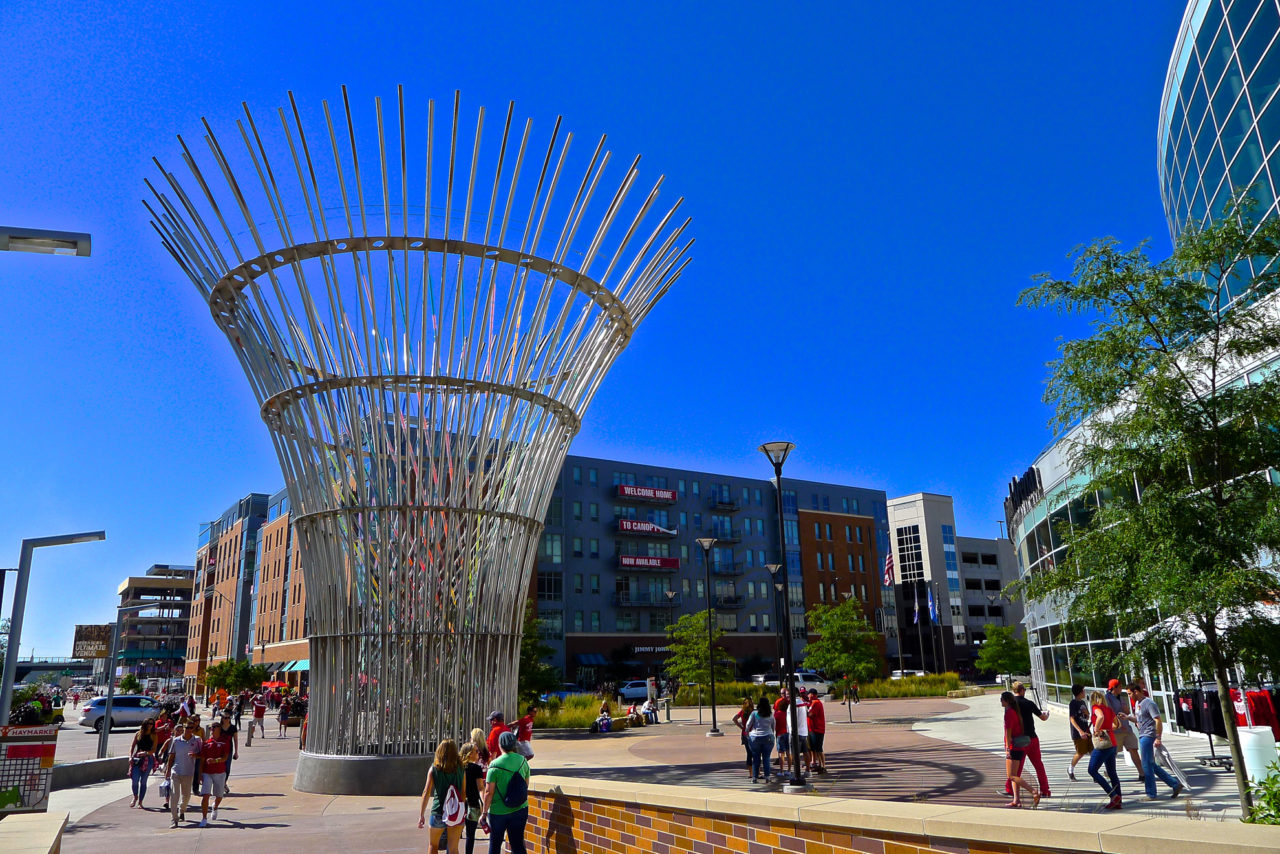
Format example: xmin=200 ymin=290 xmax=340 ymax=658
xmin=1237 ymin=726 xmax=1279 ymax=782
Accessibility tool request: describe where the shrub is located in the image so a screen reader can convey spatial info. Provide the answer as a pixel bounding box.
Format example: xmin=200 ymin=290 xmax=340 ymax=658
xmin=533 ymin=694 xmax=609 ymax=729
xmin=1247 ymin=759 xmax=1280 ymax=825
xmin=831 ymin=673 xmax=963 ymax=699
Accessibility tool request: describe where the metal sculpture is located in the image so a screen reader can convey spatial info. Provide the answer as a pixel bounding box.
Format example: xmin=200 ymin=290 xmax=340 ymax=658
xmin=147 ymin=87 xmax=691 ymax=792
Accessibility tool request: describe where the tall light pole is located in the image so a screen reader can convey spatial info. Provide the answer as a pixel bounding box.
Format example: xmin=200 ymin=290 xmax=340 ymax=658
xmin=0 ymin=531 xmax=106 ymax=723
xmin=695 ymin=536 xmax=722 ymax=736
xmin=98 ymin=603 xmax=153 ymax=758
xmin=759 ymin=440 xmax=807 ymax=792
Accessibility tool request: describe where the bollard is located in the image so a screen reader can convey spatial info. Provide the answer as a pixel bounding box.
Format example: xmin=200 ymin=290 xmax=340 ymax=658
xmin=665 ymin=697 xmax=671 ymax=723
xmin=698 ymin=685 xmax=703 ymax=726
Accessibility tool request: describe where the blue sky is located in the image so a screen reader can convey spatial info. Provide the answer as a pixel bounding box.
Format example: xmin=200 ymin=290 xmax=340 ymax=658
xmin=0 ymin=2 xmax=1184 ymax=656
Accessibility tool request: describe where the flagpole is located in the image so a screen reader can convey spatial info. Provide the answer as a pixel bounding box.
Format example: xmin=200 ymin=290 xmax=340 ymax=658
xmin=933 ymin=581 xmax=950 ymax=673
xmin=885 ymin=551 xmax=904 ymax=677
xmin=914 ymin=581 xmax=925 ymax=673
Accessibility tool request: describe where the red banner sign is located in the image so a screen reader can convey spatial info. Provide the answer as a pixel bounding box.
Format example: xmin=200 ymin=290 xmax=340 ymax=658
xmin=616 ymin=484 xmax=677 ymax=502
xmin=617 ymin=519 xmax=677 ymax=536
xmin=618 ymin=555 xmax=680 ymax=569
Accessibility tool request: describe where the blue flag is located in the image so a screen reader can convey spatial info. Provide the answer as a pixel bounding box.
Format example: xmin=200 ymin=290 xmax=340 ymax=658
xmin=928 ymin=586 xmax=938 ymax=622
xmin=913 ymin=588 xmax=919 ymax=624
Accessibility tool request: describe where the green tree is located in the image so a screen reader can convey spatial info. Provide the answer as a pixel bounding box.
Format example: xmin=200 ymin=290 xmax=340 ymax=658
xmin=202 ymin=660 xmax=234 ymax=692
xmin=1018 ymin=195 xmax=1280 ymax=818
xmin=800 ymin=599 xmax=883 ymax=721
xmin=663 ymin=610 xmax=733 ymax=686
xmin=117 ymin=674 xmax=142 ymax=694
xmin=974 ymin=624 xmax=1030 ymax=678
xmin=518 ymin=602 xmax=560 ymax=704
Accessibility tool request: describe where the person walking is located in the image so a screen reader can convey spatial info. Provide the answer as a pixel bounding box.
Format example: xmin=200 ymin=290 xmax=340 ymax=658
xmin=792 ymin=686 xmax=811 ymax=774
xmin=418 ymin=738 xmax=466 ymax=854
xmin=1088 ymin=689 xmax=1123 ymax=810
xmin=277 ymin=696 xmax=291 ymax=738
xmin=1001 ymin=691 xmax=1039 ymax=808
xmin=469 ymin=727 xmax=491 ymax=767
xmin=459 ymin=742 xmax=485 ymax=854
xmin=164 ymin=719 xmax=202 ymax=827
xmin=198 ymin=721 xmax=231 ymax=826
xmin=1003 ymin=681 xmax=1050 ymax=799
xmin=732 ymin=698 xmax=753 ymax=777
xmin=485 ymin=711 xmax=508 ymax=760
xmin=1130 ymin=682 xmax=1183 ymax=800
xmin=128 ymin=718 xmax=158 ymax=809
xmin=481 ymin=731 xmax=530 ymax=854
xmin=247 ymin=693 xmax=267 ymax=745
xmin=745 ymin=697 xmax=775 ymax=783
xmin=1066 ymin=683 xmax=1092 ymax=780
xmin=806 ymin=689 xmax=827 ymax=774
xmin=1105 ymin=679 xmax=1144 ymax=782
xmin=232 ymin=693 xmax=244 ymax=730
xmin=772 ymin=689 xmax=790 ymax=780
xmin=512 ymin=703 xmax=537 ymax=760
xmin=217 ymin=712 xmax=239 ymax=793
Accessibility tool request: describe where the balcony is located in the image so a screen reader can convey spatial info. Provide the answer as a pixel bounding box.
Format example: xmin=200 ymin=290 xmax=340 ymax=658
xmin=710 ymin=562 xmax=743 ymax=576
xmin=615 ymin=519 xmax=677 ymax=537
xmin=714 ymin=595 xmax=744 ymax=609
xmin=612 ymin=592 xmax=681 ymax=608
xmin=709 ymin=494 xmax=741 ymax=512
xmin=616 ymin=554 xmax=680 ymax=572
xmin=709 ymin=527 xmax=740 ymax=544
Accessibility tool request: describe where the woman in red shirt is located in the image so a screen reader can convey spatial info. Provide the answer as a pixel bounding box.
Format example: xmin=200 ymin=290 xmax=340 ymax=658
xmin=1001 ymin=691 xmax=1038 ymax=808
xmin=1087 ymin=689 xmax=1122 ymax=809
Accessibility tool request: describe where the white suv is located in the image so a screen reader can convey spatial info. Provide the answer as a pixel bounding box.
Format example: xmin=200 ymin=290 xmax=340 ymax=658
xmin=616 ymin=680 xmax=651 ymax=701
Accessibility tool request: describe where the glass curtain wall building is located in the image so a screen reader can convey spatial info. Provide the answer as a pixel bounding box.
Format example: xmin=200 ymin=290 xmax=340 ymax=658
xmin=1012 ymin=0 xmax=1280 ymax=717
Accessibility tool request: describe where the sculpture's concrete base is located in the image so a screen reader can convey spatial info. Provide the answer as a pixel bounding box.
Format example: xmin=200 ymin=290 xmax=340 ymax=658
xmin=294 ymin=751 xmax=430 ymax=795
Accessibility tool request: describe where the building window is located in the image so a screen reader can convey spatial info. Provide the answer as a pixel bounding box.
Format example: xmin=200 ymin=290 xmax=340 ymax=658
xmin=678 ymin=479 xmax=686 ymax=498
xmin=691 ymin=480 xmax=700 ymax=497
xmin=693 ymin=513 xmax=702 ymax=529
xmin=573 ymin=611 xmax=583 ymax=632
xmin=572 ymin=537 xmax=583 ymax=558
xmin=716 ymin=613 xmax=738 ymax=631
xmin=860 ymin=583 xmax=867 ymax=602
xmin=828 ymin=552 xmax=834 ymax=572
xmin=742 ymin=487 xmax=750 ymax=503
xmin=572 ymin=466 xmax=582 ymax=485
xmin=573 ymin=574 xmax=583 ymax=594
xmin=962 ymin=552 xmax=980 ymax=564
xmin=589 ymin=574 xmax=599 ymax=594
xmin=589 ymin=502 xmax=599 ymax=521
xmin=588 ymin=468 xmax=598 ymax=486
xmin=754 ymin=488 xmax=762 ymax=505
xmin=818 ymin=584 xmax=825 ymax=602
xmin=648 ymin=509 xmax=670 ymax=527
xmin=967 ymin=605 xmax=985 ymax=618
xmin=762 ymin=613 xmax=771 ymax=630
xmin=745 ymin=550 xmax=754 ymax=568
xmin=538 ymin=611 xmax=563 ymax=639
xmin=572 ymin=501 xmax=582 ymax=521
xmin=824 ymin=524 xmax=831 ymax=540
xmin=841 ymin=498 xmax=849 ymax=513
xmin=617 ymin=612 xmax=638 ymax=632
xmin=696 ymin=579 xmax=705 ymax=599
xmin=680 ymin=544 xmax=689 ymax=560
xmin=985 ymin=579 xmax=1001 ymax=591
xmin=896 ymin=524 xmax=923 ymax=582
xmin=981 ymin=553 xmax=999 ymax=566
xmin=811 ymin=494 xmax=819 ymax=510
xmin=858 ymin=554 xmax=865 ymax=572
xmin=856 ymin=527 xmax=864 ymax=544
xmin=756 ymin=519 xmax=764 ymax=536
xmin=757 ymin=549 xmax=765 ymax=566
xmin=612 ymin=471 xmax=636 ymax=486
xmin=540 ymin=534 xmax=563 ymax=564
xmin=964 ymin=578 xmax=982 ymax=591
xmin=589 ymin=538 xmax=599 ymax=558
xmin=783 ymin=519 xmax=799 ymax=546
xmin=989 ymin=606 xmax=1004 ymax=618
xmin=782 ymin=489 xmax=797 ymax=514
xmin=682 ymin=578 xmax=691 ymax=595
xmin=814 ymin=521 xmax=821 ymax=539
xmin=788 ymin=582 xmax=804 ymax=608
xmin=614 ymin=505 xmax=637 ymax=520
xmin=590 ymin=611 xmax=600 ymax=632
xmin=845 ymin=525 xmax=852 ymax=542
xmin=547 ymin=498 xmax=563 ymax=527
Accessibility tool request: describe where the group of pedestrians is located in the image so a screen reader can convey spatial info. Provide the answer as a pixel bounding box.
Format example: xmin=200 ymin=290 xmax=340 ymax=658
xmin=730 ymin=686 xmax=827 ymax=783
xmin=999 ymin=678 xmax=1183 ymax=810
xmin=419 ymin=707 xmax=534 ymax=854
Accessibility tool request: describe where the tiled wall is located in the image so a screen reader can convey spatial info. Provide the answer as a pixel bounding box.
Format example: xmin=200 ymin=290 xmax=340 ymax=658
xmin=525 ymin=790 xmax=1069 ymax=854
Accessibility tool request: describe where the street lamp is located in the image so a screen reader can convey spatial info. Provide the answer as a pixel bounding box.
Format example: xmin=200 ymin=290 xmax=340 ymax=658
xmin=98 ymin=603 xmax=154 ymax=758
xmin=0 ymin=226 xmax=91 ymax=256
xmin=0 ymin=531 xmax=106 ymax=723
xmin=695 ymin=536 xmax=722 ymax=736
xmin=758 ymin=440 xmax=808 ymax=792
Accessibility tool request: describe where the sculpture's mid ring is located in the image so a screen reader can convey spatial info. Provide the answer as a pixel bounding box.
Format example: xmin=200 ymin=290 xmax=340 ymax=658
xmin=148 ymin=88 xmax=692 ymax=794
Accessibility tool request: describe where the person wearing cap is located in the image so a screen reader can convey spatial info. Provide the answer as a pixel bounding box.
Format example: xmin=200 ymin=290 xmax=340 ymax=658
xmin=1105 ymin=678 xmax=1144 ymax=781
xmin=805 ymin=689 xmax=827 ymax=773
xmin=485 ymin=711 xmax=508 ymax=760
xmin=481 ymin=730 xmax=530 ymax=854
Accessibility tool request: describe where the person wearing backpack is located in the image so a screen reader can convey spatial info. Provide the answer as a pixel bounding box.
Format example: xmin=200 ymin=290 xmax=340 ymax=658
xmin=480 ymin=730 xmax=530 ymax=854
xmin=419 ymin=739 xmax=466 ymax=853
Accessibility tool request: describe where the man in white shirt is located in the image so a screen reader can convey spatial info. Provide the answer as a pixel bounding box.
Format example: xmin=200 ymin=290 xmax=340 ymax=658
xmin=792 ymin=689 xmax=811 ymax=774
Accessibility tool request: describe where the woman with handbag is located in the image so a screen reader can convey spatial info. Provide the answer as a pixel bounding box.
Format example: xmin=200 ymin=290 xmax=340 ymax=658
xmin=128 ymin=718 xmax=158 ymax=809
xmin=1087 ymin=689 xmax=1123 ymax=809
xmin=1001 ymin=691 xmax=1039 ymax=808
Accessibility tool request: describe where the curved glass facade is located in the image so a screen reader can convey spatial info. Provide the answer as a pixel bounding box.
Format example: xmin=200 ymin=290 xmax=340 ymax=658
xmin=1160 ymin=0 xmax=1280 ymax=305
xmin=1016 ymin=0 xmax=1280 ymax=716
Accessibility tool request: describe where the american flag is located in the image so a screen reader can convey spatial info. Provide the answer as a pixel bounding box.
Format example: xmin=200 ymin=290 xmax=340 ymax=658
xmin=882 ymin=550 xmax=894 ymax=588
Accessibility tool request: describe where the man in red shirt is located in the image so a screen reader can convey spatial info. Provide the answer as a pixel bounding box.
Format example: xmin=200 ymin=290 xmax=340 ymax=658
xmin=198 ymin=721 xmax=231 ymax=826
xmin=513 ymin=704 xmax=538 ymax=760
xmin=772 ymin=689 xmax=790 ymax=779
xmin=806 ymin=689 xmax=827 ymax=773
xmin=247 ymin=693 xmax=267 ymax=745
xmin=485 ymin=710 xmax=508 ymax=759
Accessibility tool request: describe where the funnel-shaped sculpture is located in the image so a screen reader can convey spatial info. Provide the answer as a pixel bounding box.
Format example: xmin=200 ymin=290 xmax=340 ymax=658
xmin=148 ymin=88 xmax=692 ymax=793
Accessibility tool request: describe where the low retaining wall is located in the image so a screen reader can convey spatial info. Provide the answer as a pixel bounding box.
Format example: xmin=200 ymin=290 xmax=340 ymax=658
xmin=0 ymin=810 xmax=66 ymax=853
xmin=946 ymin=687 xmax=986 ymax=699
xmin=526 ymin=775 xmax=1280 ymax=854
xmin=50 ymin=757 xmax=128 ymax=790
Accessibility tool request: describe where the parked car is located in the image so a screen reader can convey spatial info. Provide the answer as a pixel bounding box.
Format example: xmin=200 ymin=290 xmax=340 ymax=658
xmin=542 ymin=683 xmax=584 ymax=701
xmin=890 ymin=669 xmax=927 ymax=680
xmin=759 ymin=671 xmax=830 ymax=696
xmin=616 ymin=680 xmax=651 ymax=701
xmin=77 ymin=695 xmax=160 ymax=732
